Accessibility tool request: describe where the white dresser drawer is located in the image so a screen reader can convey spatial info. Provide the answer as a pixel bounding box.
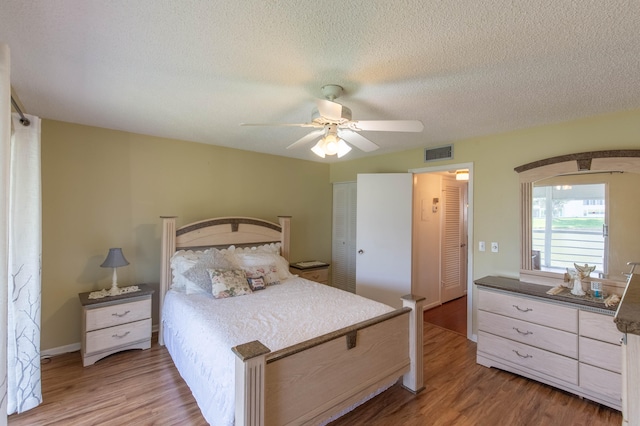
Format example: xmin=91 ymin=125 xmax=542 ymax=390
xmin=579 ymin=336 xmax=622 ymax=373
xmin=479 ymin=290 xmax=577 ymax=333
xmin=479 ymin=310 xmax=578 ymax=358
xmin=85 ymin=299 xmax=151 ymax=331
xmin=579 ymin=362 xmax=622 ymax=402
xmin=579 ymin=310 xmax=622 ymax=345
xmin=478 ymin=331 xmax=578 ymax=384
xmin=85 ymin=318 xmax=151 ymax=354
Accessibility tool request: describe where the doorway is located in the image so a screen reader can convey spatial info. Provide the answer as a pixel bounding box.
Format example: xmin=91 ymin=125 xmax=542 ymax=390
xmin=333 ymin=164 xmax=474 ymax=339
xmin=410 ymin=163 xmax=473 ymax=339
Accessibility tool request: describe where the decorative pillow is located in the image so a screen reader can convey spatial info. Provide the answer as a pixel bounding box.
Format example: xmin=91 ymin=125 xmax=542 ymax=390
xmin=183 ymin=249 xmax=239 ymax=295
xmin=246 ymin=276 xmax=266 ymax=291
xmin=234 ymin=251 xmax=294 ymax=281
xmin=208 ymin=269 xmax=253 ymax=299
xmin=242 ymin=264 xmax=281 ymax=286
xmin=170 ymin=250 xmax=205 ymax=290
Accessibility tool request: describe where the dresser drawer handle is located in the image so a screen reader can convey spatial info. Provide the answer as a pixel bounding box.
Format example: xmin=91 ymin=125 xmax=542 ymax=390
xmin=513 ymin=327 xmax=533 ymax=336
xmin=112 ymin=310 xmax=130 ymax=318
xmin=512 ymin=350 xmax=532 ymax=359
xmin=512 ymin=305 xmax=532 ymax=313
xmin=112 ymin=331 xmax=130 ymax=339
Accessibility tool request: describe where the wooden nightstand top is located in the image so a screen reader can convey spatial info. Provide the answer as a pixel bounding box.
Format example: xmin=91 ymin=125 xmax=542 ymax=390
xmin=290 ymin=261 xmax=329 ymax=271
xmin=78 ymin=283 xmax=154 ymax=307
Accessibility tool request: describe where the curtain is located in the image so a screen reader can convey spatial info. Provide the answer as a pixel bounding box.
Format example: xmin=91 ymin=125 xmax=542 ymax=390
xmin=6 ymin=112 xmax=42 ymax=414
xmin=1 ymin=42 xmax=12 ymax=426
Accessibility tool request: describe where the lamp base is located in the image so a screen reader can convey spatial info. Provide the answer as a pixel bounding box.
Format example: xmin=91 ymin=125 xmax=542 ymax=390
xmin=88 ymin=285 xmax=141 ymax=300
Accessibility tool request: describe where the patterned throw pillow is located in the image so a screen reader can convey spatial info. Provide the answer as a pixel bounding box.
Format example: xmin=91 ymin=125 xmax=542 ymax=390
xmin=246 ymin=276 xmax=266 ymax=291
xmin=242 ymin=264 xmax=281 ymax=286
xmin=207 ymin=269 xmax=253 ymax=299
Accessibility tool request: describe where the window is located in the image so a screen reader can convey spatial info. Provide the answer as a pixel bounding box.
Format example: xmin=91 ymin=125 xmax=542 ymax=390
xmin=532 ymin=183 xmax=606 ymax=274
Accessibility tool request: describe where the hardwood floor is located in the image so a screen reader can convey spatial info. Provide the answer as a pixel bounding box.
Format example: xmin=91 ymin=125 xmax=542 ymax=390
xmin=10 ymin=326 xmax=621 ymax=426
xmin=423 ymin=295 xmax=467 ymax=336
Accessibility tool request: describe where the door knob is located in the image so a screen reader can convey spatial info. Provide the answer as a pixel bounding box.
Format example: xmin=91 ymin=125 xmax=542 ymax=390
xmin=358 ymin=249 xmax=364 ymax=254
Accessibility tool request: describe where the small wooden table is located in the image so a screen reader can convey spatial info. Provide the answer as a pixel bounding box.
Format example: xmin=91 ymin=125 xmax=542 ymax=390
xmin=78 ymin=284 xmax=154 ymax=366
xmin=289 ymin=261 xmax=330 ymax=285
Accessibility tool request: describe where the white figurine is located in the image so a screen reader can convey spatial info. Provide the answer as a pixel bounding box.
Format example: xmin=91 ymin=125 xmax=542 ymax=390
xmin=568 ymin=263 xmax=596 ymax=296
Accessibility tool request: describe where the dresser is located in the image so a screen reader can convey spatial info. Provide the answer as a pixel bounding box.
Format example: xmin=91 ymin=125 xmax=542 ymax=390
xmin=290 ymin=262 xmax=330 ymax=285
xmin=476 ymin=277 xmax=622 ymax=410
xmin=79 ymin=284 xmax=154 ymax=366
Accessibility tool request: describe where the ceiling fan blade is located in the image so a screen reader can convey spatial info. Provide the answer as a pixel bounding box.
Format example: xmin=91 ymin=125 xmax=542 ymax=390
xmin=338 ymin=130 xmax=379 ymax=152
xmin=240 ymin=122 xmax=320 ymax=128
xmin=350 ymin=120 xmax=424 ymax=132
xmin=286 ymin=129 xmax=325 ymax=149
xmin=316 ymin=99 xmax=343 ymax=121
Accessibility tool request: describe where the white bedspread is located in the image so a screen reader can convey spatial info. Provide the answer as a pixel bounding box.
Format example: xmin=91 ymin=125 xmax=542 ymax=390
xmin=162 ymin=277 xmax=395 ymax=426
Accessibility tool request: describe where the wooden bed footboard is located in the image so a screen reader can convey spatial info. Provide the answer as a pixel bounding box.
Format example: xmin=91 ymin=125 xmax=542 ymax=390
xmin=233 ymin=295 xmax=425 ymax=426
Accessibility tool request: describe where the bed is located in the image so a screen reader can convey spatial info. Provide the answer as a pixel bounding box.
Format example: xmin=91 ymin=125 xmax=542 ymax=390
xmin=159 ymin=215 xmax=424 ymax=426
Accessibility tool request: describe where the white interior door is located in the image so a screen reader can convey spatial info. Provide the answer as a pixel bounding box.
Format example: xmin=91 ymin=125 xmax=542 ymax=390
xmin=440 ymin=177 xmax=468 ymax=303
xmin=356 ymin=173 xmax=413 ymax=308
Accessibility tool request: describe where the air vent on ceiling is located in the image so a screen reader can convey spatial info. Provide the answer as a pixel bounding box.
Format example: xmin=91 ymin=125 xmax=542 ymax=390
xmin=424 ymin=144 xmax=453 ymax=162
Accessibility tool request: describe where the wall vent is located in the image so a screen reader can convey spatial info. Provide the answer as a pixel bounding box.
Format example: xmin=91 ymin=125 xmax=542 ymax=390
xmin=424 ymin=144 xmax=453 ymax=162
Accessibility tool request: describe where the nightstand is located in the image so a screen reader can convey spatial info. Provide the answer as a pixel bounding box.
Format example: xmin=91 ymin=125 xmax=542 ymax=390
xmin=290 ymin=261 xmax=330 ymax=285
xmin=78 ymin=284 xmax=154 ymax=367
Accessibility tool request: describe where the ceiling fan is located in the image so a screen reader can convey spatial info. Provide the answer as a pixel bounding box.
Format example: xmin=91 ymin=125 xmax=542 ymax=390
xmin=240 ymin=84 xmax=424 ymax=158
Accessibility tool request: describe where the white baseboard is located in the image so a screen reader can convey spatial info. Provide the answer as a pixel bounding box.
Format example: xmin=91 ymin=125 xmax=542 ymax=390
xmin=41 ymin=324 xmax=159 ymax=358
xmin=42 ymin=342 xmax=80 ymax=357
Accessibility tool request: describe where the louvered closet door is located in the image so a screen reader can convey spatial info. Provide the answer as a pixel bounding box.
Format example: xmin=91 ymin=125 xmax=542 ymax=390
xmin=332 ymin=182 xmax=357 ymax=292
xmin=441 ymin=177 xmax=467 ymax=303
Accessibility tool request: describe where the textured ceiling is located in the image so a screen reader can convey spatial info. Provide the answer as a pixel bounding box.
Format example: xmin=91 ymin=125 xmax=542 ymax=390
xmin=2 ymin=1 xmax=640 ymax=162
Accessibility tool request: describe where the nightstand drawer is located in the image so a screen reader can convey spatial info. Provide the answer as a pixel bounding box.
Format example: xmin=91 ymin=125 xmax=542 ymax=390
xmin=297 ymin=268 xmax=329 ymax=283
xmin=85 ymin=318 xmax=151 ymax=354
xmin=85 ymin=299 xmax=151 ymax=331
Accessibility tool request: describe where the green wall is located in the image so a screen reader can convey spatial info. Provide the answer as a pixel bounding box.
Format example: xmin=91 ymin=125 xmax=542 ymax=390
xmin=41 ymin=107 xmax=640 ymax=350
xmin=330 ymin=108 xmax=640 ymax=283
xmin=41 ymin=120 xmax=332 ymax=350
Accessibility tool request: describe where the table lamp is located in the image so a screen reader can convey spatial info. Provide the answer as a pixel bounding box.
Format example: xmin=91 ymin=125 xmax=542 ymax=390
xmin=100 ymin=248 xmax=129 ymax=296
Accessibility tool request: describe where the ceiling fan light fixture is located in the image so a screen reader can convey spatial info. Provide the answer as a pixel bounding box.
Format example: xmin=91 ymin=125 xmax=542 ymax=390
xmin=323 ymin=134 xmax=339 ymax=156
xmin=311 ymin=141 xmax=326 ymax=158
xmin=336 ymin=140 xmax=352 ymax=158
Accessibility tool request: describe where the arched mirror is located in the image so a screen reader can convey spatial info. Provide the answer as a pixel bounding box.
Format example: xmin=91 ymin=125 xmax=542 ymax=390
xmin=516 ymin=150 xmax=640 ymax=289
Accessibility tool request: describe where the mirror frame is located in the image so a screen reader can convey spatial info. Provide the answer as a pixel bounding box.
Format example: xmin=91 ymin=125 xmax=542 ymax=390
xmin=515 ymin=149 xmax=640 ymax=284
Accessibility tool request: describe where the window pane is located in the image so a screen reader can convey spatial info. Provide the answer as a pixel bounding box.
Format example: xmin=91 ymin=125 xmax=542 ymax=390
xmin=532 ymin=183 xmax=605 ymax=273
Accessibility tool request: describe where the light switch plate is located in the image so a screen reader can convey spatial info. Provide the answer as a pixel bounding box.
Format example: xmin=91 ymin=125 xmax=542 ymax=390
xmin=491 ymin=242 xmax=499 ymax=253
xmin=479 ymin=241 xmax=485 ymax=252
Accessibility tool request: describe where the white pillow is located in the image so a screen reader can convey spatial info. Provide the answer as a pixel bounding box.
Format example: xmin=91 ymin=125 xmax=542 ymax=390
xmin=234 ymin=251 xmax=293 ymax=281
xmin=224 ymin=243 xmax=281 ymax=255
xmin=170 ymin=250 xmax=204 ymax=290
xmin=171 ymin=248 xmax=238 ymax=293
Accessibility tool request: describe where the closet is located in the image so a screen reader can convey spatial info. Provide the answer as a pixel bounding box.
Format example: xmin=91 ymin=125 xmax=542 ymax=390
xmin=331 ymin=182 xmax=357 ymax=292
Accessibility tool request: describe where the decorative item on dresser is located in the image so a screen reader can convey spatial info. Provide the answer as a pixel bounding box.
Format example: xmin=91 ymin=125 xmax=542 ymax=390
xmin=78 ymin=284 xmax=154 ymax=367
xmin=476 ymin=276 xmax=622 ymax=410
xmin=289 ymin=261 xmax=330 ymax=284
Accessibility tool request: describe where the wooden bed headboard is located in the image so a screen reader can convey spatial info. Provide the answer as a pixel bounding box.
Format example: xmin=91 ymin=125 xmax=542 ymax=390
xmin=158 ymin=215 xmax=291 ymax=345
